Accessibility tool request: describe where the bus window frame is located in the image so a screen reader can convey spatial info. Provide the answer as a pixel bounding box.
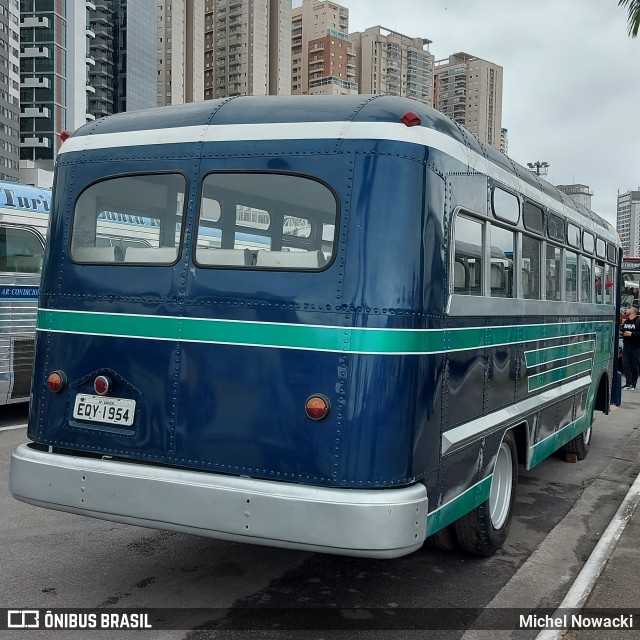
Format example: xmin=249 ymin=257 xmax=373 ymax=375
xmin=0 ymin=224 xmax=46 ymax=275
xmin=69 ymin=171 xmax=189 ymax=266
xmin=193 ymin=170 xmax=340 ymax=271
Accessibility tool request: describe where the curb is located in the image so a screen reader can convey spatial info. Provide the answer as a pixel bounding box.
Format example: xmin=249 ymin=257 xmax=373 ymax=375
xmin=534 ymin=469 xmax=640 ymax=640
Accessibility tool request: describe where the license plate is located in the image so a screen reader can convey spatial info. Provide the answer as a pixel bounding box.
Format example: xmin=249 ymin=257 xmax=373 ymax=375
xmin=73 ymin=394 xmax=136 ymax=427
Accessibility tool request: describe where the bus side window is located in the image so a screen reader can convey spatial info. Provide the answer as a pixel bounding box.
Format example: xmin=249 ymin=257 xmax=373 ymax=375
xmin=522 ymin=234 xmax=541 ymax=300
xmin=580 ymin=256 xmax=592 ymax=302
xmin=545 ymin=245 xmax=561 ymax=301
xmin=453 ymin=215 xmax=483 ymax=296
xmin=594 ymin=263 xmax=603 ymax=304
xmin=564 ymin=251 xmax=578 ymax=302
xmin=453 ymin=260 xmax=468 ymax=293
xmin=489 ymin=225 xmax=514 ymax=298
xmin=0 ymin=226 xmax=44 ymax=274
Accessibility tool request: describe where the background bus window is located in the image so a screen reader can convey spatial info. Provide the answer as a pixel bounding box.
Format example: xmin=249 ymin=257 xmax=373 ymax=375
xmin=564 ymin=251 xmax=578 ymax=302
xmin=71 ymin=174 xmax=185 ymax=264
xmin=492 ymin=187 xmax=520 ymax=224
xmin=522 ymin=234 xmax=541 ymax=300
xmin=594 ymin=263 xmax=603 ymax=303
xmin=604 ymin=264 xmax=614 ymax=305
xmin=453 ymin=215 xmax=483 ymax=296
xmin=195 ymin=173 xmax=337 ymax=269
xmin=0 ymin=227 xmax=44 ymax=273
xmin=579 ymin=255 xmax=592 ymax=302
xmin=545 ymin=245 xmax=561 ymax=301
xmin=489 ymin=225 xmax=514 ymax=298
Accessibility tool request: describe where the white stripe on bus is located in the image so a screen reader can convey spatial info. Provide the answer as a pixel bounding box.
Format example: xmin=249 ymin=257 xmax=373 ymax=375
xmin=58 ymin=121 xmax=616 ymax=241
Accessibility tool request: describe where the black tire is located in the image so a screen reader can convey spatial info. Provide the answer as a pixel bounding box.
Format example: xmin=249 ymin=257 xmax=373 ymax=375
xmin=425 ymin=524 xmax=458 ymax=551
xmin=563 ymin=416 xmax=592 ymax=461
xmin=454 ymin=430 xmax=518 ymax=556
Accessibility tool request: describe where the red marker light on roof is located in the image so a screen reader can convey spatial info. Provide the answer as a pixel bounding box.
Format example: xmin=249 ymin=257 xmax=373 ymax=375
xmin=401 ymin=111 xmax=421 ymax=127
xmin=60 ymin=130 xmax=73 ymax=142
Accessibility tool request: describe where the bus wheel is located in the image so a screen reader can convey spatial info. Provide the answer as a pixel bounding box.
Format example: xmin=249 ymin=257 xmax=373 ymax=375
xmin=563 ymin=411 xmax=593 ymax=461
xmin=425 ymin=524 xmax=457 ymax=551
xmin=454 ymin=430 xmax=518 ymax=556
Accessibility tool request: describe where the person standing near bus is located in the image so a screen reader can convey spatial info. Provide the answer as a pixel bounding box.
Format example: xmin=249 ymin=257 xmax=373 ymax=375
xmin=622 ymin=303 xmax=640 ymax=389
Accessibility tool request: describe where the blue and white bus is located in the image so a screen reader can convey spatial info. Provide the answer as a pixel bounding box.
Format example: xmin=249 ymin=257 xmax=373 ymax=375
xmin=10 ymin=96 xmax=621 ymax=557
xmin=0 ymin=182 xmax=51 ymax=405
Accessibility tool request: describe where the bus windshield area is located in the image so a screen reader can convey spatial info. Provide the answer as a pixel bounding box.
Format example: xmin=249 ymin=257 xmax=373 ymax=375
xmin=70 ymin=172 xmax=337 ymax=270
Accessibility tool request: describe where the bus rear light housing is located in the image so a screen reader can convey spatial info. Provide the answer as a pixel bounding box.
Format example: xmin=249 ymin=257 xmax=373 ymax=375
xmin=94 ymin=375 xmax=112 ymax=396
xmin=305 ymin=394 xmax=330 ymax=421
xmin=47 ymin=371 xmax=67 ymax=394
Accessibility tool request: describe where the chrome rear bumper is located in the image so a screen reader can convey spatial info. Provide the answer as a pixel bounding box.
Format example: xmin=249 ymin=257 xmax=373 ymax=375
xmin=10 ymin=444 xmax=428 ymax=558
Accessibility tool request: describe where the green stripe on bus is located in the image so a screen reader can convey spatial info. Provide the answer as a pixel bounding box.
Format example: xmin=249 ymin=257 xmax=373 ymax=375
xmin=527 ymin=359 xmax=593 ymax=393
xmin=37 ymin=310 xmax=614 ymax=356
xmin=426 ymin=475 xmax=492 ymax=537
xmin=525 ymin=340 xmax=595 ymax=368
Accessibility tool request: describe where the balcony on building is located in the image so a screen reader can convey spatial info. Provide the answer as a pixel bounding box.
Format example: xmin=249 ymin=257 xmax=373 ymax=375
xmin=309 ymin=43 xmax=324 ymax=53
xmin=86 ymin=1 xmax=97 ymax=9
xmin=86 ymin=28 xmax=96 ymax=39
xmin=20 ymin=16 xmax=50 ymax=28
xmin=21 ymin=46 xmax=51 ymax=58
xmin=20 ymin=136 xmax=51 ymax=148
xmin=22 ymin=77 xmax=50 ymax=89
xmin=21 ymin=107 xmax=50 ymax=118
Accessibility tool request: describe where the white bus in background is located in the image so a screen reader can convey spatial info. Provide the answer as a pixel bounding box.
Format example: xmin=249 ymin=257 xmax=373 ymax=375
xmin=0 ymin=182 xmax=51 ymax=405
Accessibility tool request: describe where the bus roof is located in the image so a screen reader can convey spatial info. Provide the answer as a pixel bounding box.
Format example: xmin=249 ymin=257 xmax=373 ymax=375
xmin=59 ymin=95 xmax=617 ymax=242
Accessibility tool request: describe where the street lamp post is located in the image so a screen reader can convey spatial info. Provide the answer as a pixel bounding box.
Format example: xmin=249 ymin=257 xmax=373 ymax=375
xmin=527 ymin=161 xmax=549 ymax=176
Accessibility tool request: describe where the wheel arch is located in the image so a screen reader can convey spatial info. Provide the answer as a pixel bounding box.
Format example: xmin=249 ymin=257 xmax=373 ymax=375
xmin=509 ymin=421 xmax=529 ymax=467
xmin=594 ymin=372 xmax=610 ymax=415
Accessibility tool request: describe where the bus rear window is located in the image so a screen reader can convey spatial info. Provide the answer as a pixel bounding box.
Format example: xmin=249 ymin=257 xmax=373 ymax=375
xmin=71 ymin=174 xmax=186 ymax=264
xmin=195 ymin=173 xmax=337 ymax=269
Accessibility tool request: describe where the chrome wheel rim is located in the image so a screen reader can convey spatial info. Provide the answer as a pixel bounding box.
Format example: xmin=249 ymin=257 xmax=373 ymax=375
xmin=490 ymin=440 xmax=513 ymax=529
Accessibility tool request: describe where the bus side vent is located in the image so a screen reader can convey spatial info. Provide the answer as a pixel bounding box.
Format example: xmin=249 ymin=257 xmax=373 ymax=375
xmin=10 ymin=338 xmax=35 ymax=400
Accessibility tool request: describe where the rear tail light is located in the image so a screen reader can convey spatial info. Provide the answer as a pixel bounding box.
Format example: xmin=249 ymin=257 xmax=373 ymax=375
xmin=94 ymin=375 xmax=112 ymax=396
xmin=305 ymin=394 xmax=330 ymax=421
xmin=47 ymin=371 xmax=67 ymax=394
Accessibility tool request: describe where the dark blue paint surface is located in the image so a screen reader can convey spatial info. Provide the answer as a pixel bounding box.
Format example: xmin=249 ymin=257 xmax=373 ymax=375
xmin=29 ymin=95 xmax=614 ymax=495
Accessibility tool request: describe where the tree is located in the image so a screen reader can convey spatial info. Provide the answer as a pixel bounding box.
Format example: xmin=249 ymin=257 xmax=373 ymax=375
xmin=619 ymin=0 xmax=640 ymax=37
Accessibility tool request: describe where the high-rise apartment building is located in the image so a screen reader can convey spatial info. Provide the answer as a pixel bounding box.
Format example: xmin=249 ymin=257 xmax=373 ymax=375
xmin=617 ymin=190 xmax=640 ymax=256
xmin=204 ymin=0 xmax=291 ymax=100
xmin=88 ymin=1 xmax=157 ymax=119
xmin=0 ymin=0 xmax=20 ymax=181
xmin=350 ymin=27 xmax=434 ymax=106
xmin=291 ymin=0 xmax=356 ymax=96
xmin=20 ymin=0 xmax=93 ymax=174
xmin=158 ymin=0 xmax=204 ymax=106
xmin=434 ymin=52 xmax=503 ymax=149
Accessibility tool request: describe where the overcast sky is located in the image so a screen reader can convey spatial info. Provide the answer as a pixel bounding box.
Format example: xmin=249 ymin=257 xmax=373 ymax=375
xmin=294 ymin=0 xmax=639 ymax=225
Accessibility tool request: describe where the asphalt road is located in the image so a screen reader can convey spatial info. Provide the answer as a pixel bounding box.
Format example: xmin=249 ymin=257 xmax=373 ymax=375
xmin=1 ymin=398 xmax=640 ymax=640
